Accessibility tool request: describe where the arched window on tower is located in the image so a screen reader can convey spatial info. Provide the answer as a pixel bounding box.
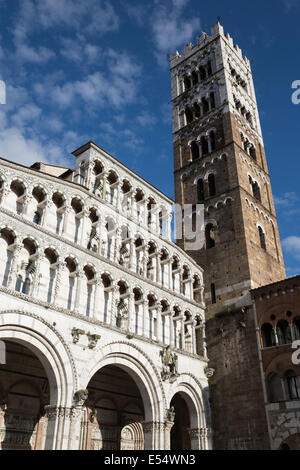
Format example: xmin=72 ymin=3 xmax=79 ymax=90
xmin=202 ymin=97 xmax=209 ymax=114
xmin=197 ymin=179 xmax=204 ymax=202
xmin=199 ymin=66 xmax=206 ymax=81
xmin=261 ymin=323 xmax=275 ymax=348
xmin=207 ymin=61 xmax=212 ymax=76
xmin=194 ymin=103 xmax=201 ymax=119
xmin=191 ymin=141 xmax=199 ymax=161
xmin=205 ymin=223 xmax=216 ymax=249
xmin=249 ymin=176 xmax=261 ymax=202
xmin=183 ymin=75 xmax=191 ymax=91
xmin=268 ymin=373 xmax=284 ymax=403
xmin=293 ymin=317 xmax=300 ymax=340
xmin=208 ymin=174 xmax=216 ymax=197
xmin=285 ymin=371 xmax=300 ymax=400
xmin=209 ymin=130 xmax=216 ymax=151
xmin=276 ymin=320 xmax=292 ymax=346
xmin=249 ymin=145 xmax=257 ymax=161
xmin=200 ymin=136 xmax=209 ymax=156
xmin=211 ymin=283 xmax=216 ymax=304
xmin=192 ymin=71 xmax=198 ymax=86
xmin=185 ymin=107 xmax=193 ymax=124
xmin=258 ymin=226 xmax=266 ymax=251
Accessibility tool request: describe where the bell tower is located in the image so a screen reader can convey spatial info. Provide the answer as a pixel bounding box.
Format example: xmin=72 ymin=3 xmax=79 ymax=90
xmin=170 ymin=21 xmax=286 ymax=449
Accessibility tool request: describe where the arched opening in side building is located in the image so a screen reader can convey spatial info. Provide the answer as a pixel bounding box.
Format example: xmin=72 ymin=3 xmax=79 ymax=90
xmin=170 ymin=393 xmax=191 ymax=450
xmin=86 ymin=365 xmax=145 ymax=450
xmin=0 ymin=341 xmax=50 ymax=450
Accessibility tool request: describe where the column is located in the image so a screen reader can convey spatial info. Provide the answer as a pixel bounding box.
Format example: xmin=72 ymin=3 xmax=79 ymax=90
xmin=62 ymin=206 xmax=71 ymax=236
xmin=164 ymin=420 xmax=175 ymax=450
xmin=128 ymin=293 xmax=135 ymax=333
xmin=129 ymin=239 xmax=135 ymax=271
xmin=44 ymin=406 xmax=71 ymax=450
xmin=93 ymin=278 xmax=103 ymax=320
xmin=208 ymin=135 xmax=212 ymax=153
xmin=42 ymin=200 xmax=54 ymax=228
xmin=156 ymin=254 xmax=161 ymax=284
xmin=157 ymin=305 xmax=163 ymax=343
xmin=7 ymin=242 xmax=23 ymax=289
xmin=180 ymin=315 xmax=185 ymax=350
xmin=111 ymin=283 xmax=120 ymax=326
xmin=116 ymin=183 xmax=121 ymax=210
xmin=80 ymin=209 xmax=89 ymax=246
xmin=74 ymin=271 xmax=84 ymax=314
xmin=143 ymin=299 xmax=149 ymax=338
xmin=142 ymin=422 xmax=156 ymax=450
xmin=169 ymin=313 xmax=174 ymax=347
xmin=32 ymin=250 xmax=45 ymax=298
xmin=188 ymin=428 xmax=201 ymax=450
xmin=53 ymin=260 xmax=66 ymax=305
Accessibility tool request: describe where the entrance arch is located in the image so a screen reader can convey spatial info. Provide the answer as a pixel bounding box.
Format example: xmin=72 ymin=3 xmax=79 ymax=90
xmin=170 ymin=393 xmax=191 ymax=450
xmin=82 ymin=342 xmax=166 ymax=450
xmin=0 ymin=311 xmax=76 ymax=449
xmin=86 ymin=365 xmax=145 ymax=450
xmin=0 ymin=341 xmax=50 ymax=450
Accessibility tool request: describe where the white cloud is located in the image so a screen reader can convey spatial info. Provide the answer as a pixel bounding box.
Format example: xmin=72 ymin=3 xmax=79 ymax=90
xmin=60 ymin=35 xmax=102 ymax=64
xmin=46 ymin=51 xmax=142 ymax=109
xmin=99 ymin=121 xmax=144 ymax=153
xmin=274 ymin=192 xmax=299 ymax=207
xmin=282 ymin=236 xmax=300 ymax=260
xmin=35 ymin=0 xmax=119 ymax=34
xmin=123 ymin=2 xmax=149 ymax=26
xmin=136 ymin=111 xmax=157 ymax=127
xmin=151 ymin=0 xmax=200 ymax=66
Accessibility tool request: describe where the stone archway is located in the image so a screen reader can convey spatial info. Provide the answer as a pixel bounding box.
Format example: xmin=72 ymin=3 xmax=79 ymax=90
xmin=85 ymin=365 xmax=145 ymax=450
xmin=82 ymin=342 xmax=166 ymax=450
xmin=0 ymin=311 xmax=76 ymax=450
xmin=0 ymin=341 xmax=49 ymax=450
xmin=170 ymin=393 xmax=191 ymax=450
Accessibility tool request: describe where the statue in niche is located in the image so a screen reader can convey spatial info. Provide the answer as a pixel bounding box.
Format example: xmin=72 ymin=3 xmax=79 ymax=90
xmin=94 ymin=178 xmax=104 ymax=198
xmin=116 ymin=298 xmax=129 ymax=329
xmin=160 ymin=345 xmax=179 ymax=382
xmin=119 ymin=245 xmax=130 ymax=268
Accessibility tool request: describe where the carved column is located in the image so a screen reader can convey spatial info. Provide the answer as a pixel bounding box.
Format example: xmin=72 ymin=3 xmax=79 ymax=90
xmin=128 ymin=293 xmax=135 ymax=333
xmin=44 ymin=406 xmax=70 ymax=450
xmin=143 ymin=299 xmax=149 ymax=338
xmin=157 ymin=305 xmax=163 ymax=343
xmin=53 ymin=260 xmax=66 ymax=305
xmin=111 ymin=283 xmax=120 ymax=326
xmin=142 ymin=422 xmax=156 ymax=450
xmin=74 ymin=271 xmax=85 ymax=314
xmin=188 ymin=428 xmax=201 ymax=450
xmin=164 ymin=420 xmax=175 ymax=450
xmin=62 ymin=206 xmax=71 ymax=236
xmin=93 ymin=277 xmax=103 ymax=320
xmin=7 ymin=242 xmax=23 ymax=289
xmin=129 ymin=239 xmax=135 ymax=271
xmin=32 ymin=250 xmax=45 ymax=298
xmin=42 ymin=200 xmax=54 ymax=228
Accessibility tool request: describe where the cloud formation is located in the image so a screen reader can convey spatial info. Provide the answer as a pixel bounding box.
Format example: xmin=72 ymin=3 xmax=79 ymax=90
xmin=151 ymin=0 xmax=201 ymax=65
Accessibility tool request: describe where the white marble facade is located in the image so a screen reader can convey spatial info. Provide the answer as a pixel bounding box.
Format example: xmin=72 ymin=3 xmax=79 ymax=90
xmin=0 ymin=142 xmax=211 ymax=450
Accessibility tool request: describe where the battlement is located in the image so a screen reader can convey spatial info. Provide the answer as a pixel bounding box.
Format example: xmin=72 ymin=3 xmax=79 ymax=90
xmin=169 ymin=21 xmax=250 ymax=69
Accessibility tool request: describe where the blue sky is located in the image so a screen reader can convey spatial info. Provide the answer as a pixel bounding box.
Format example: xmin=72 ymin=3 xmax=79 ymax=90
xmin=0 ymin=0 xmax=299 ymax=276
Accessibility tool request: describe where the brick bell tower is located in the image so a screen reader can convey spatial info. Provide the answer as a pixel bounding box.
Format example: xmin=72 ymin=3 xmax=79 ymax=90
xmin=170 ymin=21 xmax=286 ymax=449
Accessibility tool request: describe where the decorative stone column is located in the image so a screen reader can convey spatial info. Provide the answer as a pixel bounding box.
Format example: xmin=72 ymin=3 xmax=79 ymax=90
xmin=62 ymin=206 xmax=71 ymax=236
xmin=44 ymin=405 xmax=70 ymax=450
xmin=142 ymin=422 xmax=156 ymax=450
xmin=188 ymin=428 xmax=201 ymax=450
xmin=7 ymin=242 xmax=23 ymax=289
xmin=128 ymin=293 xmax=135 ymax=333
xmin=164 ymin=407 xmax=175 ymax=450
xmin=42 ymin=199 xmax=54 ymax=228
xmin=93 ymin=277 xmax=103 ymax=320
xmin=74 ymin=270 xmax=85 ymax=314
xmin=32 ymin=249 xmax=45 ymax=297
xmin=53 ymin=260 xmax=66 ymax=305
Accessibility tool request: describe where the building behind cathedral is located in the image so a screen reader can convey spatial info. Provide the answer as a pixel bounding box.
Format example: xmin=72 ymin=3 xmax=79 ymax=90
xmin=0 ymin=21 xmax=299 ymax=450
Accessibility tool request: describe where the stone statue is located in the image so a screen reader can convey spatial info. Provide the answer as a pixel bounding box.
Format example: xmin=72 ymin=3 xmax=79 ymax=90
xmin=160 ymin=345 xmax=179 ymax=381
xmin=74 ymin=389 xmax=88 ymax=407
xmin=166 ymin=406 xmax=176 ymax=422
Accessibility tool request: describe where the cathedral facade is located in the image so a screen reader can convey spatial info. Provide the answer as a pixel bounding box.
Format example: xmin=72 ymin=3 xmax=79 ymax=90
xmin=0 ymin=142 xmax=211 ymax=450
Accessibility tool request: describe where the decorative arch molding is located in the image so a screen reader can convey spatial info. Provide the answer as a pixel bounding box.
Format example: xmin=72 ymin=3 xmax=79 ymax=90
xmin=265 ymin=351 xmax=300 ymax=379
xmin=82 ymin=341 xmax=167 ymax=422
xmin=257 ymin=302 xmax=296 ymax=328
xmin=0 ymin=310 xmax=77 ymax=406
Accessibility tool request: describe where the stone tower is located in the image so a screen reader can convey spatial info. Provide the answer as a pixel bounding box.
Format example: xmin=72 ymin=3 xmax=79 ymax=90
xmin=170 ymin=21 xmax=286 ymax=449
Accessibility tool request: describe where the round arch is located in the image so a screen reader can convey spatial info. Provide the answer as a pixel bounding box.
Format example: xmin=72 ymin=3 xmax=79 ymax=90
xmin=0 ymin=311 xmax=76 ymax=407
xmin=82 ymin=342 xmax=166 ymax=423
